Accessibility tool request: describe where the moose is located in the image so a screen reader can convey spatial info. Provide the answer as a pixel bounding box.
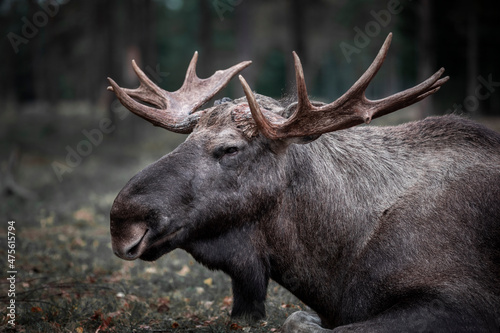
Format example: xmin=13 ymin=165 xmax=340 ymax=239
xmin=108 ymin=34 xmax=500 ymax=332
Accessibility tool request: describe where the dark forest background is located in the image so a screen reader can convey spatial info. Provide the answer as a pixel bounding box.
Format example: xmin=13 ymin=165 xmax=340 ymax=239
xmin=1 ymin=0 xmax=500 ymax=117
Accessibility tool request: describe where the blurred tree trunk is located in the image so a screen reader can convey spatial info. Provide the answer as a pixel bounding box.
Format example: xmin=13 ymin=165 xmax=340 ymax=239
xmin=106 ymin=0 xmax=121 ymax=127
xmin=198 ymin=0 xmax=213 ymax=76
xmin=466 ymin=3 xmax=478 ymax=113
xmin=417 ymin=0 xmax=434 ymax=117
xmin=85 ymin=0 xmax=100 ymax=106
xmin=141 ymin=0 xmax=156 ymax=68
xmin=290 ymin=0 xmax=305 ymax=62
xmin=30 ymin=0 xmax=47 ymax=105
xmin=236 ymin=0 xmax=253 ymax=86
xmin=289 ymin=0 xmax=306 ymax=95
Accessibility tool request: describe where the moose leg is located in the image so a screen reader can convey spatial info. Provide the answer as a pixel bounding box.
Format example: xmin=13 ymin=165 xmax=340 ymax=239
xmin=230 ymin=276 xmax=267 ymax=321
xmin=282 ymin=299 xmax=498 ymax=333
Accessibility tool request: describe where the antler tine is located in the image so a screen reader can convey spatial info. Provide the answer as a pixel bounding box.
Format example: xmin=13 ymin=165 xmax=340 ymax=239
xmin=239 ymin=52 xmax=317 ymax=140
xmin=183 ymin=51 xmax=199 ymax=85
xmin=239 ymin=75 xmax=281 ymax=138
xmin=367 ymin=68 xmax=449 ymax=120
xmin=107 ymin=77 xmax=200 ymax=133
xmin=132 ymin=60 xmax=163 ymax=95
xmin=107 ymin=53 xmax=252 ymax=133
xmin=293 ymin=51 xmax=313 ymax=112
xmin=343 ymin=32 xmax=393 ymax=100
xmin=118 ymin=60 xmax=168 ymax=109
xmin=174 ymin=52 xmax=252 ymax=114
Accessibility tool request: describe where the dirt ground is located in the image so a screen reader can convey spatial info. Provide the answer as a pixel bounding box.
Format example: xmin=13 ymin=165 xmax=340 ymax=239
xmin=1 ymin=102 xmax=499 ymax=332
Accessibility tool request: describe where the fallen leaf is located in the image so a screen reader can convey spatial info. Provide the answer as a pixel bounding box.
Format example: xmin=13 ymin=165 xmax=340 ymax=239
xmin=158 ymin=303 xmax=170 ymax=313
xmin=230 ymin=323 xmax=242 ymax=330
xmin=127 ymin=294 xmax=139 ymax=302
xmin=223 ymin=296 xmax=233 ymax=306
xmin=203 ymin=277 xmax=213 ymax=286
xmin=281 ymin=303 xmax=294 ymax=308
xmin=145 ymin=267 xmax=158 ymax=274
xmin=73 ymin=208 xmax=94 ymax=223
xmin=71 ymin=237 xmax=87 ymax=248
xmin=40 ymin=213 xmax=54 ymax=228
xmin=157 ymin=297 xmax=170 ymax=306
xmin=176 ymin=265 xmax=190 ymax=276
xmin=76 ymin=327 xmax=84 ymax=333
xmin=102 ymin=316 xmax=112 ymax=327
xmin=31 ymin=306 xmax=42 ymax=313
xmin=220 ymin=296 xmax=233 ymax=311
xmin=107 ymin=311 xmax=122 ymax=318
xmin=91 ymin=310 xmax=102 ymax=320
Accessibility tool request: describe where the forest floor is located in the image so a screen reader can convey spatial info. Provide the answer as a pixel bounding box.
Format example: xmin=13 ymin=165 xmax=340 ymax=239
xmin=1 ymin=103 xmax=499 ymax=332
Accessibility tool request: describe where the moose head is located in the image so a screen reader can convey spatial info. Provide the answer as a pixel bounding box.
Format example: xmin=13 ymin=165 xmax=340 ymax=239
xmin=108 ymin=33 xmax=446 ymax=262
xmin=107 ymin=33 xmax=500 ymax=332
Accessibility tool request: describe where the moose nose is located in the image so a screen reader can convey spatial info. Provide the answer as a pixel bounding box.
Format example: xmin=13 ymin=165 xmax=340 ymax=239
xmin=110 ymin=185 xmax=152 ymax=260
xmin=111 ymin=226 xmax=149 ymax=260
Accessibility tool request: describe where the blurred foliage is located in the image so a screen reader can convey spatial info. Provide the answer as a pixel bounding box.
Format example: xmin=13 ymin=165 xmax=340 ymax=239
xmin=255 ymin=49 xmax=287 ymax=98
xmin=0 ymin=0 xmax=499 ymax=115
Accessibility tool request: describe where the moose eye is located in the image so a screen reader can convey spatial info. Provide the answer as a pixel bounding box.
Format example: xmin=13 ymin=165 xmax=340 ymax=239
xmin=224 ymin=147 xmax=239 ymax=156
xmin=213 ymin=145 xmax=242 ymax=161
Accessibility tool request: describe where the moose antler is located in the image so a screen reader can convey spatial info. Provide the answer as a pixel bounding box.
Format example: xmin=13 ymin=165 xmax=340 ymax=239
xmin=107 ymin=52 xmax=251 ymax=133
xmin=239 ymin=33 xmax=449 ymax=140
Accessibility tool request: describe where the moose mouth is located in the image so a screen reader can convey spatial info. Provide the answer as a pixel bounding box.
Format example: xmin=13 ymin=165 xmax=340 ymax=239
xmin=134 ymin=227 xmax=185 ymax=261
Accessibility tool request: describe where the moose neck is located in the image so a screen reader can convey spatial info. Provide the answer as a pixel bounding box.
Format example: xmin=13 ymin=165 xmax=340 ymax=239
xmin=264 ymin=125 xmax=421 ymax=316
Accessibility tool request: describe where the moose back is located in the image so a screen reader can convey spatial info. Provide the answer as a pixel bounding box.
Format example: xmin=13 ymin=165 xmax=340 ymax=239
xmin=108 ymin=34 xmax=500 ymax=332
